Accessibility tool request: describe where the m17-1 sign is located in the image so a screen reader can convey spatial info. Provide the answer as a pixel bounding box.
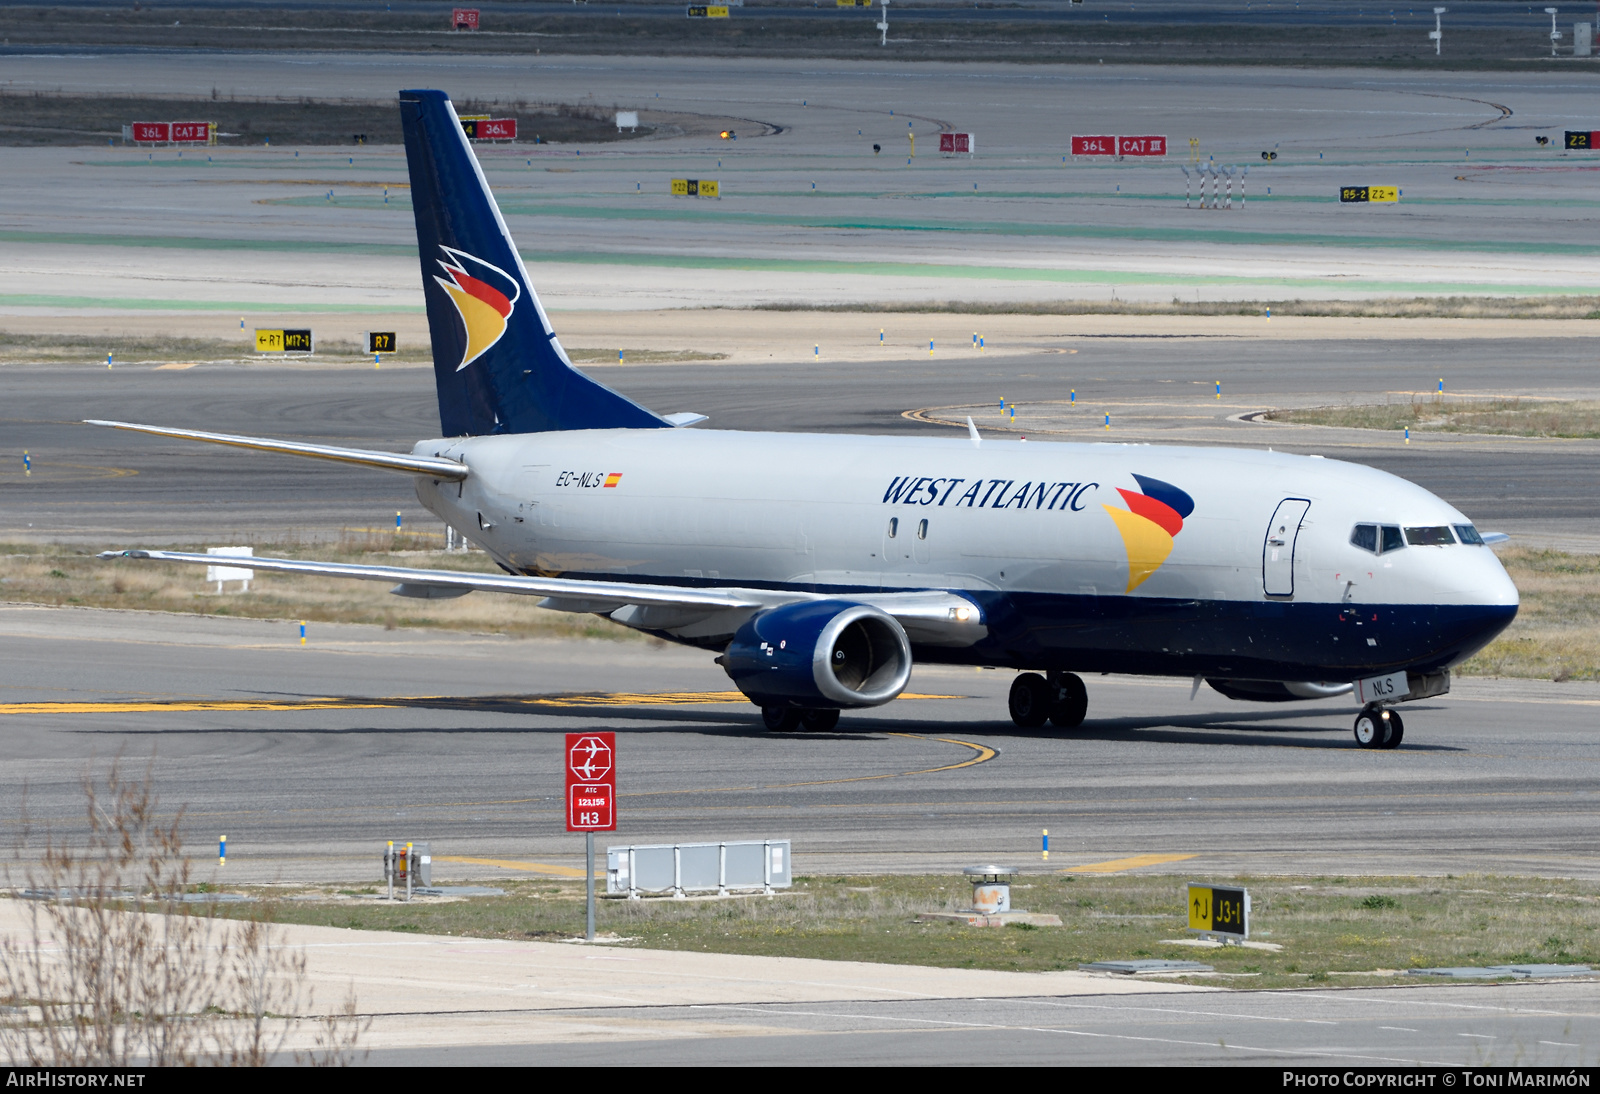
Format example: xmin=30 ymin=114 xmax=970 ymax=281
xmin=566 ymin=732 xmax=616 ymax=831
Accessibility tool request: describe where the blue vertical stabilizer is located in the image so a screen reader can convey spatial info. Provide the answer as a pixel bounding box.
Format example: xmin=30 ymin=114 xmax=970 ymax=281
xmin=398 ymin=89 xmax=669 ymax=437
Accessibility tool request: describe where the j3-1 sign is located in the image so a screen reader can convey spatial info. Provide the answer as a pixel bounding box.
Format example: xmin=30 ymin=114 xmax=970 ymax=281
xmin=566 ymin=732 xmax=616 ymax=831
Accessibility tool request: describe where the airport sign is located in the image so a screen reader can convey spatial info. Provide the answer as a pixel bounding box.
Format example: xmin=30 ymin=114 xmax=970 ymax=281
xmin=1071 ymin=135 xmax=1116 ymax=156
xmin=1340 ymin=185 xmax=1398 ymax=203
xmin=566 ymin=732 xmax=617 ymax=832
xmin=255 ymin=329 xmax=313 ymax=354
xmin=670 ymin=178 xmax=719 ymax=197
xmin=1188 ymin=883 xmax=1249 ymax=939
xmin=1116 ymin=135 xmax=1166 ymax=156
xmin=366 ymin=331 xmax=396 ymax=354
xmin=1565 ymin=130 xmax=1597 ymax=149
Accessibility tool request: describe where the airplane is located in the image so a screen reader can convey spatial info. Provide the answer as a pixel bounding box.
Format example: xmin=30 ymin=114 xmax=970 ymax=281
xmin=91 ymin=88 xmax=1519 ymax=750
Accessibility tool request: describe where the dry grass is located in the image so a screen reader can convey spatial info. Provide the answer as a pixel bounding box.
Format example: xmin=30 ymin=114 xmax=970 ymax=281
xmin=1460 ymin=548 xmax=1600 ymax=682
xmin=758 ymin=296 xmax=1600 ymax=321
xmin=0 ymin=541 xmax=1588 ymax=673
xmin=0 ymin=331 xmax=432 ymax=367
xmin=0 ymin=538 xmax=650 ymax=643
xmin=243 ymin=872 xmax=1600 ymax=989
xmin=1268 ymin=397 xmax=1600 ymax=439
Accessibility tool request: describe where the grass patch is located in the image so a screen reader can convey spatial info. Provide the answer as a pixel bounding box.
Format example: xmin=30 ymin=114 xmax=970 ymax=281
xmin=0 ymin=330 xmax=433 ymax=366
xmin=752 ymin=296 xmax=1600 ymax=321
xmin=0 ymin=541 xmax=1589 ymax=677
xmin=0 ymin=91 xmax=648 ymax=147
xmin=227 ymin=873 xmax=1600 ymax=988
xmin=1459 ymin=548 xmax=1600 ymax=682
xmin=0 ymin=536 xmax=649 ymax=643
xmin=1267 ymin=397 xmax=1600 ymax=439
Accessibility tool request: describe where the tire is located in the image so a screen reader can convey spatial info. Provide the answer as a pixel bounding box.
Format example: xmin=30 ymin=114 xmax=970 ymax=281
xmin=1050 ymin=673 xmax=1088 ymax=728
xmin=1382 ymin=709 xmax=1405 ymax=749
xmin=1353 ymin=705 xmax=1392 ymax=750
xmin=1009 ymin=672 xmax=1052 ymax=728
xmin=799 ymin=708 xmax=841 ymax=732
xmin=762 ymin=704 xmax=802 ymax=732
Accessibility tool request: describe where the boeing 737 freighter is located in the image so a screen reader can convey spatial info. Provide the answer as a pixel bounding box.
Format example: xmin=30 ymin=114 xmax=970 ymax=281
xmin=92 ymin=89 xmax=1518 ymax=749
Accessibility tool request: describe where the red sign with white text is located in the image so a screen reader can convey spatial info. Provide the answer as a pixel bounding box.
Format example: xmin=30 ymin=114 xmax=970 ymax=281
xmin=1117 ymin=135 xmax=1166 ymax=156
xmin=170 ymin=122 xmax=211 ymax=143
xmin=452 ymin=7 xmax=480 ymax=29
xmin=565 ymin=732 xmax=616 ymax=831
xmin=477 ymin=118 xmax=517 ymax=140
xmin=939 ymin=132 xmax=973 ymax=154
xmin=1071 ymin=135 xmax=1115 ymax=156
xmin=131 ymin=122 xmax=170 ymax=143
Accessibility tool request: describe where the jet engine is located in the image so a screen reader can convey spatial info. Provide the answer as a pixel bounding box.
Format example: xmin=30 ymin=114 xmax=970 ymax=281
xmin=720 ymin=600 xmax=913 ymax=709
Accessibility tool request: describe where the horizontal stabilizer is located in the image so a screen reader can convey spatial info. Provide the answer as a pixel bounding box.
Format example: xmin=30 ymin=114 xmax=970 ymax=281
xmin=84 ymin=420 xmax=468 ymax=481
xmin=98 ymin=551 xmax=987 ymax=644
xmin=99 ymin=550 xmax=766 ymax=609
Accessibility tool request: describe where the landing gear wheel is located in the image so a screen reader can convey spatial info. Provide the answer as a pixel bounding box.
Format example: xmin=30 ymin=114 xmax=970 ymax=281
xmin=762 ymin=704 xmax=801 ymax=732
xmin=1009 ymin=672 xmax=1053 ymax=728
xmin=1353 ymin=703 xmax=1394 ymax=750
xmin=799 ymin=708 xmax=841 ymax=732
xmin=1049 ymin=672 xmax=1088 ymax=728
xmin=1381 ymin=709 xmax=1404 ymax=749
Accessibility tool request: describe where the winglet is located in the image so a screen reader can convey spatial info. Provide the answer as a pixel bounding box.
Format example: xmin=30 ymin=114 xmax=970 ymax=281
xmin=967 ymin=416 xmax=981 ymax=448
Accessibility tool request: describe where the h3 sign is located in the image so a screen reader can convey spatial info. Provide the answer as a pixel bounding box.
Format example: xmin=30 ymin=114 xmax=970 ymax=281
xmin=565 ymin=732 xmax=617 ymax=832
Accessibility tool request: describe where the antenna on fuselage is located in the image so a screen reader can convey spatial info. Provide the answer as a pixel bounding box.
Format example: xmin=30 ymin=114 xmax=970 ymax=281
xmin=967 ymin=416 xmax=981 ymax=448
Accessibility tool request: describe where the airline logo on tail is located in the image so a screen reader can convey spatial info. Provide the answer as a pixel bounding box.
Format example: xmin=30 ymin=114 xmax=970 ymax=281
xmin=1104 ymin=474 xmax=1195 ymax=592
xmin=433 ymin=246 xmax=521 ymax=372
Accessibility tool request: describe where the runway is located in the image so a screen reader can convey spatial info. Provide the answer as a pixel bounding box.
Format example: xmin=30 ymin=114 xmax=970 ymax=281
xmin=2 ymin=603 xmax=1598 ymax=883
xmin=8 ymin=332 xmax=1600 ymax=548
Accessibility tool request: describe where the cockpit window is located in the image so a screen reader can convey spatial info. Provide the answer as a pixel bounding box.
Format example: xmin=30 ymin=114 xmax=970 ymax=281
xmin=1454 ymin=523 xmax=1485 ymax=546
xmin=1405 ymin=526 xmax=1456 ymax=547
xmin=1352 ymin=523 xmax=1410 ymax=554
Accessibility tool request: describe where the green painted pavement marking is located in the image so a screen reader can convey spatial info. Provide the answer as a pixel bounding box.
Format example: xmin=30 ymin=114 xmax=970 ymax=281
xmin=258 ymin=196 xmax=1600 ymax=258
xmin=0 ymin=294 xmax=421 ymax=313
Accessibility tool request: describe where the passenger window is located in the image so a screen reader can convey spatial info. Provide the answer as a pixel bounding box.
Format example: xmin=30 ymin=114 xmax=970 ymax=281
xmin=1454 ymin=524 xmax=1485 ymax=546
xmin=1405 ymin=526 xmax=1455 ymax=547
xmin=1380 ymin=525 xmax=1405 ymax=553
xmin=916 ymin=518 xmax=929 ymax=540
xmin=887 ymin=517 xmax=898 ymax=539
xmin=1350 ymin=524 xmax=1378 ymax=553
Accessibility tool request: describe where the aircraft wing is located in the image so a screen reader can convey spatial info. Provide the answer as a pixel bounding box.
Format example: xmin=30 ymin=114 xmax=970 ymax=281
xmin=84 ymin=420 xmax=468 ymax=481
xmin=97 ymin=551 xmax=987 ymax=644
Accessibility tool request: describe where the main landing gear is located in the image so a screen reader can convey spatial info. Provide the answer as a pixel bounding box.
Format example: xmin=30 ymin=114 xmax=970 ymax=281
xmin=1353 ymin=702 xmax=1404 ymax=750
xmin=1009 ymin=671 xmax=1088 ymax=729
xmin=761 ymin=705 xmax=840 ymax=732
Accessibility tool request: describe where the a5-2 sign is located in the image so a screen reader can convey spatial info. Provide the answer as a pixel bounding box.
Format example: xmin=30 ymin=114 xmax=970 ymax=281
xmin=566 ymin=732 xmax=617 ymax=832
xmin=1340 ymin=185 xmax=1398 ymax=203
xmin=1188 ymin=883 xmax=1249 ymax=938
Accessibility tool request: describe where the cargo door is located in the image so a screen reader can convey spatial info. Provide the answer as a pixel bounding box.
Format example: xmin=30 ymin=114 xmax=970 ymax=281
xmin=1262 ymin=499 xmax=1311 ymax=597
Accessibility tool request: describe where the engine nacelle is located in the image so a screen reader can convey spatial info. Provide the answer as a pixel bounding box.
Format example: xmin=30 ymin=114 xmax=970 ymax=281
xmin=721 ymin=600 xmax=913 ymax=709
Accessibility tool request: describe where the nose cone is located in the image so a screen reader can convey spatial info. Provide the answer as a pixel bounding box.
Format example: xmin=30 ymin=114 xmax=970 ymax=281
xmin=1440 ymin=548 xmax=1519 ymax=668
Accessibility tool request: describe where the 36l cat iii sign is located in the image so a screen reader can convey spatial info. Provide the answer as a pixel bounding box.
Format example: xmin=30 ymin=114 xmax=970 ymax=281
xmin=566 ymin=732 xmax=616 ymax=831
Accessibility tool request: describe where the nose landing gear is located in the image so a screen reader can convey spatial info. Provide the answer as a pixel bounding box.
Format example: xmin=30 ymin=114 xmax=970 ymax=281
xmin=1008 ymin=671 xmax=1088 ymax=729
xmin=1354 ymin=702 xmax=1404 ymax=750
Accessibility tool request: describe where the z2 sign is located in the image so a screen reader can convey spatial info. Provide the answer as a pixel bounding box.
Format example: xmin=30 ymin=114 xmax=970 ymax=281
xmin=565 ymin=732 xmax=617 ymax=831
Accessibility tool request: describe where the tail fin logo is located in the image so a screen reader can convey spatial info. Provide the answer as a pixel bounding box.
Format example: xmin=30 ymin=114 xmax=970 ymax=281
xmin=1103 ymin=474 xmax=1195 ymax=592
xmin=433 ymin=246 xmax=520 ymax=372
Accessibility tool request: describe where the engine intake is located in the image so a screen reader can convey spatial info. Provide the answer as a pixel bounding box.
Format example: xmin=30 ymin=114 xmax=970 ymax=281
xmin=721 ymin=600 xmax=913 ymax=709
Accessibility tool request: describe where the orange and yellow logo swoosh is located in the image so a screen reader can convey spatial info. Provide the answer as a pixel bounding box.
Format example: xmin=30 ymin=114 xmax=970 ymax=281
xmin=1103 ymin=474 xmax=1195 ymax=592
xmin=433 ymin=246 xmax=521 ymax=372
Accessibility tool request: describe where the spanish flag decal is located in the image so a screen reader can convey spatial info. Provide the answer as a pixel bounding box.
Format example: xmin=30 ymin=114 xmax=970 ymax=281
xmin=603 ymin=472 xmax=623 ymax=488
xmin=1103 ymin=474 xmax=1195 ymax=592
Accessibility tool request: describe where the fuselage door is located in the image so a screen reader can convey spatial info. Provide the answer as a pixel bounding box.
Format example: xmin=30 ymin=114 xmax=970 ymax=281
xmin=1262 ymin=498 xmax=1311 ymax=597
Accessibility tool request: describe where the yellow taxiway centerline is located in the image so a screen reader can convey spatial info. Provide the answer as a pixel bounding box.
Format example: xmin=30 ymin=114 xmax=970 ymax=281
xmin=0 ymin=691 xmax=959 ymax=715
xmin=1065 ymin=853 xmax=1197 ymax=875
